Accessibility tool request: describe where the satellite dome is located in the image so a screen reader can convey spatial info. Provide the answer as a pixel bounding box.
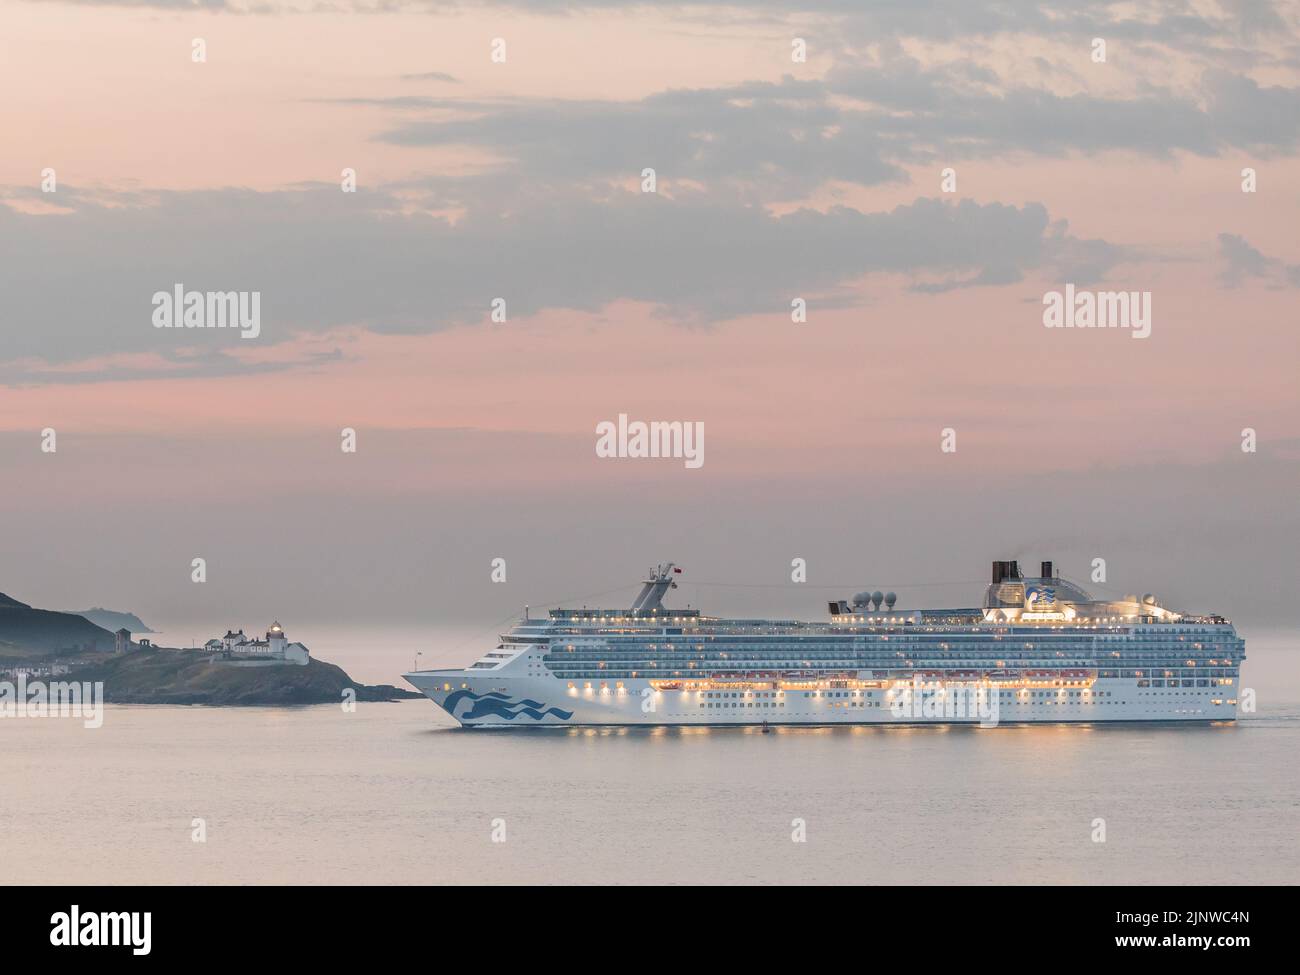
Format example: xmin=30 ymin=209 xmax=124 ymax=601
xmin=884 ymin=592 xmax=897 ymax=609
xmin=1142 ymin=593 xmax=1156 ymax=605
xmin=852 ymin=592 xmax=872 ymax=609
xmin=870 ymin=591 xmax=884 ymax=610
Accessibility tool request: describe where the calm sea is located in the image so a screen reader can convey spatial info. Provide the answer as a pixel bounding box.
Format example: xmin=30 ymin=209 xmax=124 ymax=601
xmin=3 ymin=628 xmax=1296 ymax=885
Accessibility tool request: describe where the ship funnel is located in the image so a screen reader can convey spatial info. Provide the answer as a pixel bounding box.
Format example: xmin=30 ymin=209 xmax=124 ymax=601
xmin=1041 ymin=560 xmax=1053 ymax=579
xmin=630 ymin=562 xmax=678 ymax=613
xmin=992 ymin=560 xmax=1025 ymax=584
xmin=993 ymin=561 xmax=1024 ymax=585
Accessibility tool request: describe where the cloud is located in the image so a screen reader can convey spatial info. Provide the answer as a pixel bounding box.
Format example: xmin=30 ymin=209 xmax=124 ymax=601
xmin=32 ymin=0 xmax=235 ymax=7
xmin=0 ymin=185 xmax=1120 ymax=380
xmin=20 ymin=0 xmax=1296 ymax=49
xmin=363 ymin=68 xmax=1300 ymax=205
xmin=399 ymin=71 xmax=460 ymax=83
xmin=1216 ymin=232 xmax=1300 ymax=287
xmin=21 ymin=2 xmax=1300 ymax=82
xmin=0 ymin=347 xmax=344 ymax=387
xmin=372 ymin=79 xmax=903 ymax=202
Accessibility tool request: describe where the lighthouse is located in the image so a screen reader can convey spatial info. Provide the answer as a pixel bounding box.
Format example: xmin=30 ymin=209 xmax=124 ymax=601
xmin=267 ymin=621 xmax=286 ymax=657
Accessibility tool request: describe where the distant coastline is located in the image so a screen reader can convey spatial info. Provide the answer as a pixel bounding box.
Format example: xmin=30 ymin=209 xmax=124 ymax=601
xmin=61 ymin=608 xmax=156 ymax=634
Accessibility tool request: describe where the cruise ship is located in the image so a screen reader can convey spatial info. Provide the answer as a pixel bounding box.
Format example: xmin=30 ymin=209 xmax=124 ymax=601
xmin=404 ymin=560 xmax=1245 ymax=727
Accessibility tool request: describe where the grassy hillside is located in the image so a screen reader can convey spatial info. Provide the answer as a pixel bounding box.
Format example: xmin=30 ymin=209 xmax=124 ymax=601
xmin=75 ymin=647 xmax=419 ymax=705
xmin=0 ymin=592 xmax=116 ymax=656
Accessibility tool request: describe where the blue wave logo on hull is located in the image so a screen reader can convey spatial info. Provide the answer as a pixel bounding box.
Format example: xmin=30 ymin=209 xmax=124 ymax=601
xmin=443 ymin=689 xmax=573 ymax=722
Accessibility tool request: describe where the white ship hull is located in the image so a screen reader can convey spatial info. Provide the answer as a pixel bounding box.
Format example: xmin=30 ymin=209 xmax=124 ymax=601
xmin=405 ymin=668 xmax=1239 ymax=728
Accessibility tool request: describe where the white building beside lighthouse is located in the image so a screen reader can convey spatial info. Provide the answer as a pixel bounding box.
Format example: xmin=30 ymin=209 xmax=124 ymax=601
xmin=206 ymin=622 xmax=310 ymax=666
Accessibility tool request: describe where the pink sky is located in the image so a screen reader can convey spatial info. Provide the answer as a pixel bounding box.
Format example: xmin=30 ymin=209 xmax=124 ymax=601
xmin=2 ymin=0 xmax=1298 ymax=626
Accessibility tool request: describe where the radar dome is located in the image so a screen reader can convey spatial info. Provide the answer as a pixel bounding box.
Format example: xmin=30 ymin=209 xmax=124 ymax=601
xmin=884 ymin=592 xmax=897 ymax=609
xmin=871 ymin=591 xmax=884 ymax=610
xmin=1142 ymin=593 xmax=1156 ymax=605
xmin=852 ymin=592 xmax=872 ymax=609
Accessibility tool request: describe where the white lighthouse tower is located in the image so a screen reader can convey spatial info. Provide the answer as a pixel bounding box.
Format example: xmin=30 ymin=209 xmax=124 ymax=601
xmin=267 ymin=621 xmax=287 ymax=656
xmin=266 ymin=621 xmax=309 ymax=666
